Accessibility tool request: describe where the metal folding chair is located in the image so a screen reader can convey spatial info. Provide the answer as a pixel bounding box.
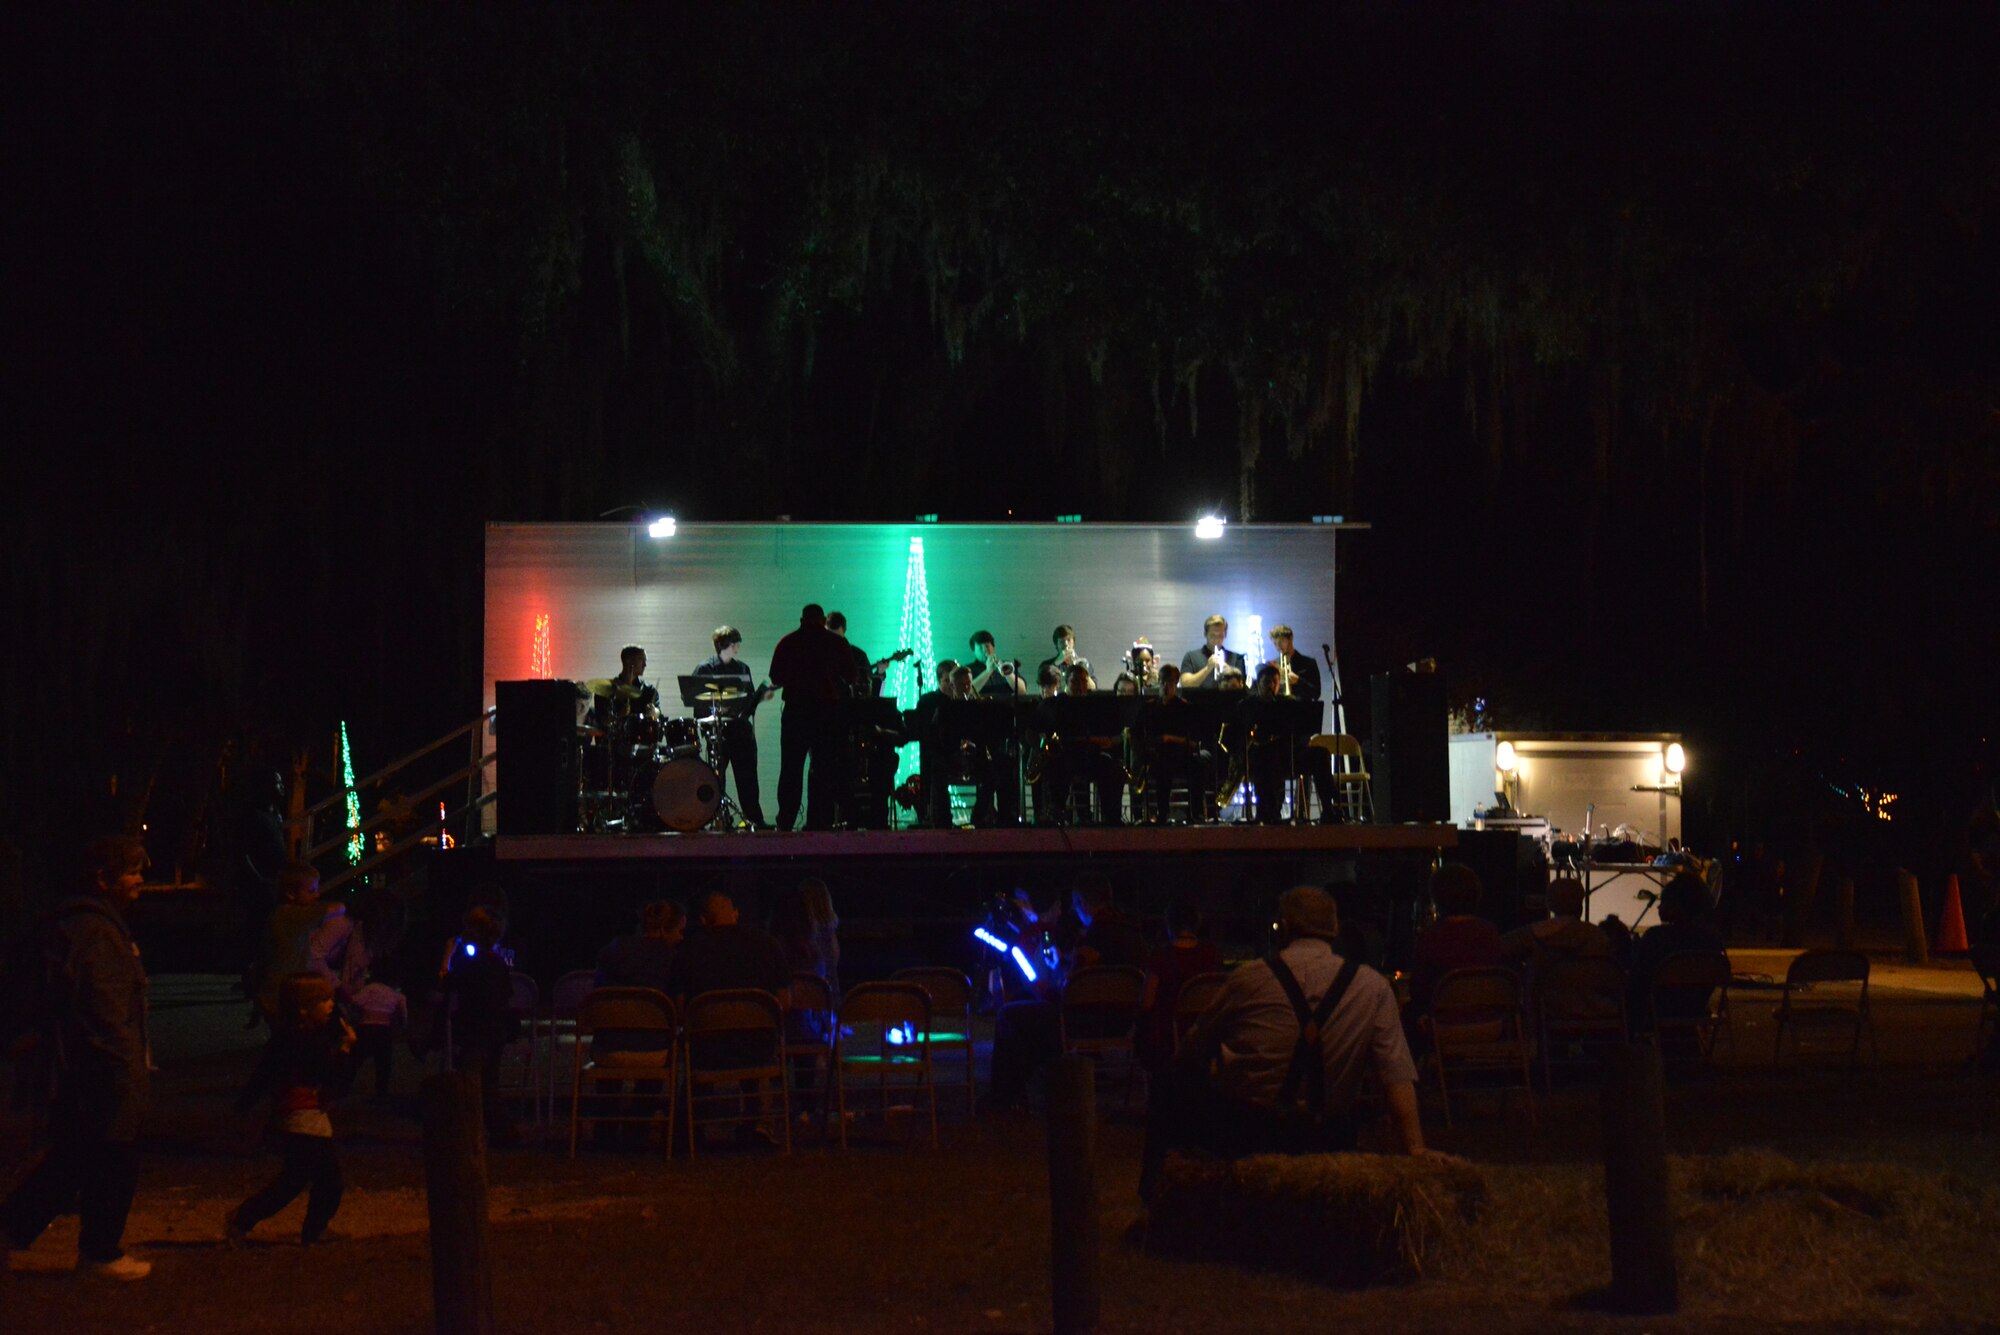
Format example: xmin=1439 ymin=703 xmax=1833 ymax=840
xmin=1772 ymin=950 xmax=1875 ymax=1071
xmin=834 ymin=982 xmax=938 ymax=1150
xmin=682 ymin=989 xmax=790 ymax=1157
xmin=1429 ymin=967 xmax=1536 ymax=1129
xmin=892 ymin=967 xmax=978 ymax=1117
xmin=567 ymin=987 xmax=678 ymax=1158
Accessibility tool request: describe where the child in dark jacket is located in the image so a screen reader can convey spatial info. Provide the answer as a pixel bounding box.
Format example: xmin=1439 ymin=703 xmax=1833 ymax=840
xmin=226 ymin=973 xmax=356 ymax=1246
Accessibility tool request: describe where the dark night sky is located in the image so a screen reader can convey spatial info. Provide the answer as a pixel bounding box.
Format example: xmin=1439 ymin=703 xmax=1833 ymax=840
xmin=4 ymin=3 xmax=1995 ymax=876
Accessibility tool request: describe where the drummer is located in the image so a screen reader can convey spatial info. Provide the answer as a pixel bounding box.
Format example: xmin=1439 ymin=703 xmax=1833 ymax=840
xmin=693 ymin=626 xmax=776 ymax=829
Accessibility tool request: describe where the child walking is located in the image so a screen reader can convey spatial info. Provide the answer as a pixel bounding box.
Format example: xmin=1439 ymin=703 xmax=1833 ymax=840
xmin=226 ymin=973 xmax=356 ymax=1246
xmin=349 ymin=975 xmax=408 ymax=1098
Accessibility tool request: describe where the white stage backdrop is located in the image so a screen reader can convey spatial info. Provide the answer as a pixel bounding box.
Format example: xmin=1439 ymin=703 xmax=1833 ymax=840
xmin=485 ymin=522 xmax=1354 ymax=822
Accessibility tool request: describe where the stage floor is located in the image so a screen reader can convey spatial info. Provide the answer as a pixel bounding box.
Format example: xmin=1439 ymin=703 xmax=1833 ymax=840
xmin=495 ymin=822 xmax=1458 ymax=863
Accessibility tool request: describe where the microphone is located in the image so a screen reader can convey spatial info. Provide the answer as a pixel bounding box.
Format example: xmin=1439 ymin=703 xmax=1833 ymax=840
xmin=1321 ymin=643 xmax=1331 ymax=655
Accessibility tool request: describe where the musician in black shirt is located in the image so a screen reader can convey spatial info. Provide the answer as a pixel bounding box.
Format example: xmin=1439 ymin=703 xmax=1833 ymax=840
xmin=1179 ymin=615 xmax=1246 ymax=689
xmin=693 ymin=626 xmax=775 ymax=828
xmin=1269 ymin=624 xmax=1337 ymax=821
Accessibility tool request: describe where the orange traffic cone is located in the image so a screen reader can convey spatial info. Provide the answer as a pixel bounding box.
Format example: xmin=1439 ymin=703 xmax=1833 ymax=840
xmin=1936 ymin=873 xmax=1970 ymax=956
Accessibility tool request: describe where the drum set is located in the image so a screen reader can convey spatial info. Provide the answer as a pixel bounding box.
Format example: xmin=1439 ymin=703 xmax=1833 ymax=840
xmin=577 ymin=680 xmax=750 ymax=833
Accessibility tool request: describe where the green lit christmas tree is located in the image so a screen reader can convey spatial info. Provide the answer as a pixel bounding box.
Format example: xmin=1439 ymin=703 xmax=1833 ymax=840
xmin=885 ymin=535 xmax=935 ymax=803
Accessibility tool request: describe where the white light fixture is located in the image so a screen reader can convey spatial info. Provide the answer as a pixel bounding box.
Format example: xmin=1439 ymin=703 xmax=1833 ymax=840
xmin=1194 ymin=515 xmax=1225 ymax=540
xmin=1665 ymin=742 xmax=1686 ymax=776
xmin=1495 ymin=740 xmax=1518 ymax=774
xmin=647 ymin=516 xmax=676 ymax=538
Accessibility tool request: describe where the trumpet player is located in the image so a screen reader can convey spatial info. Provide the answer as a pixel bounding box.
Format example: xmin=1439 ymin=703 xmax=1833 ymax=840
xmin=1180 ymin=615 xmax=1246 ymax=689
xmin=967 ymin=631 xmax=1021 ymax=696
xmin=1268 ymin=625 xmax=1320 ymax=701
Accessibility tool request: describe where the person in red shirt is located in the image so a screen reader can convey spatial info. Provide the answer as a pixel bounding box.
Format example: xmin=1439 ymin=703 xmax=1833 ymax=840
xmin=1406 ymin=862 xmax=1503 ymax=1019
xmin=768 ymin=604 xmax=856 ymax=830
xmin=1137 ymin=895 xmax=1224 ymax=1070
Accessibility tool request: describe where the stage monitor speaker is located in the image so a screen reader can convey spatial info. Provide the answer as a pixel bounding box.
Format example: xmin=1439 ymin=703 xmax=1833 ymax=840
xmin=495 ymin=679 xmax=578 ymax=835
xmin=1370 ymin=669 xmax=1448 ymax=824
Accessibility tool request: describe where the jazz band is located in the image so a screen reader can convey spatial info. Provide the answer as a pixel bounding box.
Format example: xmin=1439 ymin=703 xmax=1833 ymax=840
xmin=578 ymin=610 xmax=1341 ymax=833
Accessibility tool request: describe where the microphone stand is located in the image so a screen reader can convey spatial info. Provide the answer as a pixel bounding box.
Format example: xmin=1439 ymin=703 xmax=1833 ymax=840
xmin=1320 ymin=643 xmax=1345 ymax=738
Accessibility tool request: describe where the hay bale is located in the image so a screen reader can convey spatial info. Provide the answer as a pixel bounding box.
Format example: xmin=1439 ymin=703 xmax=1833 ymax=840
xmin=1145 ymin=1152 xmax=1488 ymax=1287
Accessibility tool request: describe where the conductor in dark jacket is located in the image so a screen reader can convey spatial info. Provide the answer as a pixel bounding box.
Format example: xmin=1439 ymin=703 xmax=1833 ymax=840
xmin=2 ymin=836 xmax=155 ymax=1280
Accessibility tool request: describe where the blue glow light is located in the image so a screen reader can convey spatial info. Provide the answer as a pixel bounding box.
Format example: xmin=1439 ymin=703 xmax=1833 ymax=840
xmin=973 ymin=927 xmax=1009 ymax=953
xmin=1010 ymin=946 xmax=1039 ymax=983
xmin=464 ymin=942 xmax=478 ymax=957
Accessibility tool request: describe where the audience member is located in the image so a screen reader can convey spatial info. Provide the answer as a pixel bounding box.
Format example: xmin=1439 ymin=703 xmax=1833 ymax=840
xmin=669 ymin=892 xmax=789 ymax=1143
xmin=799 ymin=877 xmax=842 ymax=1000
xmin=595 ymin=900 xmax=685 ymax=995
xmin=986 ymin=878 xmax=1144 ymax=1109
xmin=1407 ymin=863 xmax=1503 ymax=1018
xmin=1500 ymin=877 xmax=1612 ymax=967
xmin=2 ymin=836 xmax=155 ymax=1281
xmin=349 ymin=973 xmax=408 ymax=1098
xmin=225 ymin=973 xmax=357 ymax=1247
xmin=444 ymin=906 xmax=521 ymax=1143
xmin=252 ymin=862 xmax=330 ymax=1026
xmin=1140 ymin=886 xmax=1433 ymax=1202
xmin=1138 ymin=894 xmax=1224 ymax=1070
xmin=1629 ymin=873 xmax=1726 ymax=1032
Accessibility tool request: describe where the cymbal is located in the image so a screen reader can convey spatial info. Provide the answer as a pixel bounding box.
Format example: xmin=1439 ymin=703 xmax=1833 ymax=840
xmin=585 ymin=679 xmax=646 ymax=698
xmin=691 ymin=685 xmax=745 ymax=701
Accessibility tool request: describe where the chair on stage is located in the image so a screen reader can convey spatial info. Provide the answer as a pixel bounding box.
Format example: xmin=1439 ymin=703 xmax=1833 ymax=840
xmin=786 ymin=972 xmax=837 ymax=1140
xmin=1060 ymin=965 xmax=1146 ymax=1107
xmin=1170 ymin=971 xmax=1231 ymax=1057
xmin=1771 ymin=950 xmax=1875 ymax=1071
xmin=682 ymin=989 xmax=791 ymax=1156
xmin=892 ymin=967 xmax=978 ymax=1117
xmin=1532 ymin=957 xmax=1627 ymax=1089
xmin=834 ymin=982 xmax=938 ymax=1150
xmin=1308 ymin=734 xmax=1374 ymax=823
xmin=1648 ymin=950 xmax=1735 ymax=1068
xmin=566 ymin=987 xmax=678 ymax=1158
xmin=1429 ymin=967 xmax=1536 ymax=1129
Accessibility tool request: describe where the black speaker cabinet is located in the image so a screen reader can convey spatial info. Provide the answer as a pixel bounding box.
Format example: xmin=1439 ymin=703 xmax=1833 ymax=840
xmin=1447 ymin=828 xmax=1551 ymax=932
xmin=495 ymin=679 xmax=579 ymax=835
xmin=1370 ymin=670 xmax=1448 ymax=823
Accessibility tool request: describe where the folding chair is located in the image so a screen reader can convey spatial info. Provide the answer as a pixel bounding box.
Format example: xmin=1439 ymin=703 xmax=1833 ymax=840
xmin=1772 ymin=949 xmax=1875 ymax=1071
xmin=892 ymin=967 xmax=977 ymax=1117
xmin=1534 ymin=957 xmax=1628 ymax=1089
xmin=545 ymin=968 xmax=597 ymax=1120
xmin=1429 ymin=967 xmax=1536 ymax=1129
xmin=1308 ymin=734 xmax=1374 ymax=823
xmin=1060 ymin=965 xmax=1146 ymax=1108
xmin=500 ymin=972 xmax=543 ymax=1123
xmin=567 ymin=988 xmax=678 ymax=1158
xmin=834 ymin=982 xmax=938 ymax=1150
xmin=1649 ymin=950 xmax=1734 ymax=1066
xmin=1970 ymin=943 xmax=1999 ymax=1060
xmin=1170 ymin=971 xmax=1231 ymax=1057
xmin=682 ymin=989 xmax=790 ymax=1156
xmin=786 ymin=972 xmax=837 ymax=1140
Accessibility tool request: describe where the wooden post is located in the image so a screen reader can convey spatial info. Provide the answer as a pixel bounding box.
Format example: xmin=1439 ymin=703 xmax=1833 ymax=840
xmin=1601 ymin=1041 xmax=1677 ymax=1315
xmin=1046 ymin=1056 xmax=1101 ymax=1335
xmin=422 ymin=1071 xmax=495 ymax=1335
xmin=1784 ymin=852 xmax=1823 ymax=947
xmin=1898 ymin=869 xmax=1928 ymax=965
xmin=1833 ymin=876 xmax=1856 ymax=951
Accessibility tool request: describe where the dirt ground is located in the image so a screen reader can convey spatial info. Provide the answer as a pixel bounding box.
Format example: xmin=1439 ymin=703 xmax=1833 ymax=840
xmin=4 ymin=959 xmax=1997 ymax=1334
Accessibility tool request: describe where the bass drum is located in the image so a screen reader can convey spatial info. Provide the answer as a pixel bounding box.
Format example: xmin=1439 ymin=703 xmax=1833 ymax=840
xmin=651 ymin=757 xmax=721 ymax=833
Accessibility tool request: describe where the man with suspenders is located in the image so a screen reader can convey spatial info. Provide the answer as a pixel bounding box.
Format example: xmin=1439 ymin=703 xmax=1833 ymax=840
xmin=1141 ymin=885 xmax=1437 ymax=1201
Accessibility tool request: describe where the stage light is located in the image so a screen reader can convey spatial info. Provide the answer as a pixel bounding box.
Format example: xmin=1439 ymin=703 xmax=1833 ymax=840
xmin=647 ymin=516 xmax=676 ymax=538
xmin=1495 ymin=740 xmax=1518 ymax=774
xmin=1010 ymin=946 xmax=1039 ymax=983
xmin=1195 ymin=515 xmax=1225 ymax=540
xmin=1665 ymin=742 xmax=1686 ymax=775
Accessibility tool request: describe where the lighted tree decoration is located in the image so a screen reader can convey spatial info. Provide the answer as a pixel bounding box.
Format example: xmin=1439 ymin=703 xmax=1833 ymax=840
xmin=339 ymin=720 xmax=362 ymax=865
xmin=884 ymin=535 xmax=935 ymax=795
xmin=531 ymin=611 xmax=553 ymax=678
